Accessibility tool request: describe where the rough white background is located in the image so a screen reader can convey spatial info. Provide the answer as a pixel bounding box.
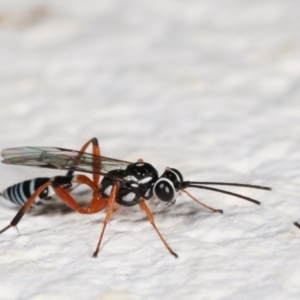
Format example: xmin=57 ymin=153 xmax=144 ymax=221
xmin=0 ymin=0 xmax=300 ymax=299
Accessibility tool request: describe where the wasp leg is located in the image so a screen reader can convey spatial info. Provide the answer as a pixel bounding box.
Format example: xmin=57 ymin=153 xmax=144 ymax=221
xmin=66 ymin=137 xmax=101 ymax=186
xmin=181 ymin=189 xmax=223 ymax=213
xmin=92 ymin=182 xmax=119 ymax=257
xmin=139 ymin=199 xmax=178 ymax=258
xmin=0 ymin=175 xmax=112 ymax=235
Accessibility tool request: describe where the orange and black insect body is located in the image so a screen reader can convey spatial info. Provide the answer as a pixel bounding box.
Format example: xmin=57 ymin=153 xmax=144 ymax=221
xmin=0 ymin=138 xmax=299 ymax=258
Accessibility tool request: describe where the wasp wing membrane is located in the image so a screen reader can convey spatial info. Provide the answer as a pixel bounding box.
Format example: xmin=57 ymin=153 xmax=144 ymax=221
xmin=1 ymin=147 xmax=131 ymax=180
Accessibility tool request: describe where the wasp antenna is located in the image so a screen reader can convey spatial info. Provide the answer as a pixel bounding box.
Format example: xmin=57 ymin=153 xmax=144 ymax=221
xmin=181 ymin=183 xmax=262 ymax=205
xmin=188 ymin=181 xmax=272 ymax=191
xmin=181 ymin=183 xmax=300 ymax=231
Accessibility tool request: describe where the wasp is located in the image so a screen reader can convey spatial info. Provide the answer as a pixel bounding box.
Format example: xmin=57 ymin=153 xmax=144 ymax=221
xmin=0 ymin=138 xmax=299 ymax=258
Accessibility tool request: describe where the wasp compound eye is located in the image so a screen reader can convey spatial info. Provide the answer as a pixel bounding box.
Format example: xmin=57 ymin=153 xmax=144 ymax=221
xmin=153 ymin=178 xmax=175 ymax=203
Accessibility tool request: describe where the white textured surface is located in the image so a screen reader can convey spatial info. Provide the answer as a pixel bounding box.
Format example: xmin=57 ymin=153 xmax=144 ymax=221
xmin=1 ymin=1 xmax=300 ymax=299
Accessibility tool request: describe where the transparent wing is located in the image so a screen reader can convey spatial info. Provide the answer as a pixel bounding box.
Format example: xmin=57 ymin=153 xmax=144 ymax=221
xmin=1 ymin=147 xmax=131 ymax=180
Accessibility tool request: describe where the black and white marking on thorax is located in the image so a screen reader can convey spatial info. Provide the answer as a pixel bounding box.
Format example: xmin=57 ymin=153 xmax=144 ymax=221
xmin=100 ymin=162 xmax=159 ymax=206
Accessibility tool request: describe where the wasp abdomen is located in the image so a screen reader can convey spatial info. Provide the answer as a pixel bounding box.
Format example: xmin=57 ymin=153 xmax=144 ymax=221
xmin=1 ymin=177 xmax=51 ymax=206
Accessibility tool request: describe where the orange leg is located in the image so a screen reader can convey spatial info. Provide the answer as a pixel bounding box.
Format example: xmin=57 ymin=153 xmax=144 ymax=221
xmin=139 ymin=199 xmax=178 ymax=258
xmin=68 ymin=137 xmax=101 ymax=186
xmin=0 ymin=138 xmax=122 ymax=257
xmin=0 ymin=176 xmax=118 ymax=234
xmin=181 ymin=189 xmax=223 ymax=213
xmin=92 ymin=182 xmax=119 ymax=257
